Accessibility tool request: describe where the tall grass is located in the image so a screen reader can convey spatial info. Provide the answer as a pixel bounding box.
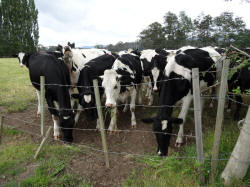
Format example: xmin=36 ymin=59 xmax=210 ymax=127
xmin=0 ymin=58 xmax=36 ymax=113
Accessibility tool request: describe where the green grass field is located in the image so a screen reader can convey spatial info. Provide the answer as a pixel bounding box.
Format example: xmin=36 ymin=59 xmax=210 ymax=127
xmin=0 ymin=58 xmax=36 ymax=113
xmin=0 ymin=58 xmax=249 ymax=186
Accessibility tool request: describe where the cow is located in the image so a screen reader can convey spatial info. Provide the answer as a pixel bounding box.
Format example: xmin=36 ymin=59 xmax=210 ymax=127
xmin=72 ymin=53 xmax=119 ymax=125
xmin=143 ymin=46 xmax=221 ymax=156
xmin=140 ymin=49 xmax=172 ymax=105
xmin=226 ymin=48 xmax=250 ymax=120
xmin=17 ymin=52 xmax=75 ymax=142
xmin=102 ymin=51 xmax=143 ymax=131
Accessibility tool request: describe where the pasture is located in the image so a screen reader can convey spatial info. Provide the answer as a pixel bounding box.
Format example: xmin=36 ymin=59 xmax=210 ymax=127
xmin=0 ymin=58 xmax=249 ymax=186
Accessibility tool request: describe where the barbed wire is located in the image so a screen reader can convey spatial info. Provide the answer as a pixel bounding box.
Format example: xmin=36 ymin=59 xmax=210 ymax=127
xmin=2 ymin=122 xmax=250 ymax=164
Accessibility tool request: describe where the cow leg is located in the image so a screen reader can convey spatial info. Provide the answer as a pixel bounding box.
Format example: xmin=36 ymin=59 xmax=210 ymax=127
xmin=108 ymin=107 xmax=117 ymax=132
xmin=137 ymin=85 xmax=143 ymax=105
xmin=96 ymin=118 xmax=100 ymax=129
xmin=74 ymin=104 xmax=83 ymax=125
xmin=175 ymin=93 xmax=193 ymax=147
xmin=234 ymin=95 xmax=242 ymax=121
xmin=52 ymin=114 xmax=61 ymax=140
xmin=36 ymin=89 xmax=41 ymax=117
xmin=147 ymin=82 xmax=154 ymax=105
xmin=123 ymin=97 xmax=129 ymax=112
xmin=130 ymin=88 xmax=137 ymax=128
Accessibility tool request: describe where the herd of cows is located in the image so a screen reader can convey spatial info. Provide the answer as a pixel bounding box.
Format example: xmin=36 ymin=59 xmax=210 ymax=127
xmin=15 ymin=43 xmax=250 ymax=156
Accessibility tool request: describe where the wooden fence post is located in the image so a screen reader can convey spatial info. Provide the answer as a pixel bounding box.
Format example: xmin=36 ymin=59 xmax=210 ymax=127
xmin=34 ymin=126 xmax=52 ymax=159
xmin=192 ymin=68 xmax=204 ymax=163
xmin=93 ymin=79 xmax=110 ymax=168
xmin=221 ymin=106 xmax=250 ymax=185
xmin=0 ymin=116 xmax=4 ymax=144
xmin=40 ymin=76 xmax=45 ymax=137
xmin=192 ymin=68 xmax=205 ymax=183
xmin=210 ymin=58 xmax=230 ymax=182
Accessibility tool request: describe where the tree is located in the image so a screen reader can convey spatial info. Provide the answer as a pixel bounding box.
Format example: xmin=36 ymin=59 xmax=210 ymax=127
xmin=139 ymin=22 xmax=166 ymax=49
xmin=193 ymin=13 xmax=214 ymax=47
xmin=0 ymin=0 xmax=39 ymax=56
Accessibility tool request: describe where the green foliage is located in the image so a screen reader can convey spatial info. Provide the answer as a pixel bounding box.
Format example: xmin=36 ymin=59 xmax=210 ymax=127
xmin=138 ymin=11 xmax=249 ymax=49
xmin=0 ymin=0 xmax=39 ymax=57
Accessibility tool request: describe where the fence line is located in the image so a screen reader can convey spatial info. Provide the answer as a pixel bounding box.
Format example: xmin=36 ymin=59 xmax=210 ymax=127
xmin=2 ymin=122 xmax=250 ymax=164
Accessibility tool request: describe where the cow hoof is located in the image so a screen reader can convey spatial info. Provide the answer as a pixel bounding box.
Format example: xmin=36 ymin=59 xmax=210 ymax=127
xmin=131 ymin=124 xmax=137 ymax=129
xmin=54 ymin=135 xmax=61 ymax=140
xmin=175 ymin=142 xmax=183 ymax=147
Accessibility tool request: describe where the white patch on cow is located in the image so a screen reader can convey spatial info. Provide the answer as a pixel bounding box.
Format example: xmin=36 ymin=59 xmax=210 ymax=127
xmin=84 ymin=95 xmax=91 ymax=103
xmin=165 ymin=54 xmax=191 ymax=80
xmin=63 ymin=116 xmax=70 ymax=120
xmin=112 ymin=59 xmax=135 ymax=79
xmin=151 ymin=67 xmax=160 ymax=90
xmin=178 ymin=46 xmax=196 ymax=51
xmin=52 ymin=115 xmax=60 ymax=138
xmin=140 ymin=49 xmax=157 ymax=63
xmin=158 ymin=150 xmax=162 ymax=155
xmin=18 ymin=52 xmax=25 ymax=66
xmin=53 ymin=101 xmax=60 ymax=110
xmin=162 ymin=120 xmax=168 ymax=130
xmin=74 ymin=104 xmax=83 ymax=125
xmin=200 ymin=46 xmax=221 ymax=63
xmin=102 ymin=69 xmax=121 ymax=106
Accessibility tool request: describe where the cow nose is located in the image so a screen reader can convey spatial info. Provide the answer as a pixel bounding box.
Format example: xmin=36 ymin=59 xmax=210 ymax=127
xmin=105 ymin=103 xmax=114 ymax=108
xmin=20 ymin=64 xmax=24 ymax=68
xmin=153 ymin=88 xmax=158 ymax=92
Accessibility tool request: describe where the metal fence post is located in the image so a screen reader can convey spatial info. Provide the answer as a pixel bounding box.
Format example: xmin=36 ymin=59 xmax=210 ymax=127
xmin=210 ymin=58 xmax=230 ymax=182
xmin=40 ymin=76 xmax=45 ymax=137
xmin=93 ymin=79 xmax=110 ymax=168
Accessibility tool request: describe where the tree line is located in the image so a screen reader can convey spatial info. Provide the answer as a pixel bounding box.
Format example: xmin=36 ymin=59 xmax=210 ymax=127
xmin=0 ymin=0 xmax=39 ymax=57
xmin=103 ymin=11 xmax=250 ymax=51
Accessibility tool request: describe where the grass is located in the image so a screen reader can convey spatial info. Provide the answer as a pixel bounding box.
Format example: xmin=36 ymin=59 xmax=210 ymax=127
xmin=0 ymin=58 xmax=36 ymax=113
xmin=123 ymin=101 xmax=250 ymax=187
xmin=0 ymin=127 xmax=91 ymax=186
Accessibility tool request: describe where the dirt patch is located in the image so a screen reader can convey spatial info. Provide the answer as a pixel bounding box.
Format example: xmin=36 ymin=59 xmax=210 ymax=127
xmin=3 ymin=104 xmax=197 ymax=187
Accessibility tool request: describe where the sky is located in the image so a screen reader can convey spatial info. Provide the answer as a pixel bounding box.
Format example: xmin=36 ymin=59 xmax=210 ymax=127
xmin=34 ymin=0 xmax=250 ymax=47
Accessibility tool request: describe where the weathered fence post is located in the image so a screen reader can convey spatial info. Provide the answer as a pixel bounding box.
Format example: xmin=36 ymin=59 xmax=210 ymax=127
xmin=192 ymin=68 xmax=205 ymax=183
xmin=0 ymin=116 xmax=4 ymax=144
xmin=221 ymin=106 xmax=250 ymax=185
xmin=210 ymin=58 xmax=230 ymax=182
xmin=40 ymin=76 xmax=45 ymax=137
xmin=93 ymin=79 xmax=110 ymax=168
xmin=34 ymin=126 xmax=52 ymax=159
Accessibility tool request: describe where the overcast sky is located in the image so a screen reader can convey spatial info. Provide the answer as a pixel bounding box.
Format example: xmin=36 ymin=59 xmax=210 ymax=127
xmin=34 ymin=0 xmax=250 ymax=47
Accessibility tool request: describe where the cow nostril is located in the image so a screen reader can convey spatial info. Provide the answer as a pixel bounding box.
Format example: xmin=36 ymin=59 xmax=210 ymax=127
xmin=106 ymin=103 xmax=114 ymax=108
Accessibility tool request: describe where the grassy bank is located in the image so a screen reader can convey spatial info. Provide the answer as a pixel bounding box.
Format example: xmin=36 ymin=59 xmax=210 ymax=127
xmin=0 ymin=58 xmax=36 ymax=113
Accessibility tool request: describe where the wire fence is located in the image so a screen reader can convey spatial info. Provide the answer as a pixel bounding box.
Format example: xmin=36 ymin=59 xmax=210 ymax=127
xmin=2 ymin=121 xmax=250 ymax=165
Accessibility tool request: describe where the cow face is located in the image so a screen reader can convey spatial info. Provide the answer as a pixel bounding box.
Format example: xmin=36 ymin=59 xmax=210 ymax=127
xmin=153 ymin=118 xmax=183 ymax=156
xmin=102 ymin=69 xmax=121 ymax=108
xmin=17 ymin=52 xmax=25 ymax=67
xmin=60 ymin=112 xmax=75 ymax=142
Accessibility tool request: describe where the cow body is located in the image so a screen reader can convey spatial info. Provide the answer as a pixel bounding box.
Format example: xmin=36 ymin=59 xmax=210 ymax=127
xmin=18 ymin=53 xmax=75 ymax=142
xmin=102 ymin=52 xmax=143 ymax=131
xmin=144 ymin=46 xmax=221 ymax=156
xmin=74 ymin=54 xmax=118 ymax=124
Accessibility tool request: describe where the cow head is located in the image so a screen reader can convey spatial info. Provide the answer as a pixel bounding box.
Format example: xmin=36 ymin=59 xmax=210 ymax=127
xmin=102 ymin=69 xmax=121 ymax=108
xmin=153 ymin=117 xmax=183 ymax=156
xmin=59 ymin=110 xmax=76 ymax=142
xmin=150 ymin=54 xmax=168 ymax=92
xmin=57 ymin=42 xmax=74 ymax=54
xmin=16 ymin=52 xmax=26 ymax=67
xmin=63 ymin=50 xmax=73 ymax=72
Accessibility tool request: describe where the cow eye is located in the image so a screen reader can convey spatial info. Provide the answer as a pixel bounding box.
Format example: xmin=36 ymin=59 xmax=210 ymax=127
xmin=114 ymin=85 xmax=117 ymax=89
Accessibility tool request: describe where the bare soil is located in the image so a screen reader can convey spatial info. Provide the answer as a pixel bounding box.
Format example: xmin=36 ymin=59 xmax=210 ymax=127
xmin=3 ymin=104 xmax=196 ymax=187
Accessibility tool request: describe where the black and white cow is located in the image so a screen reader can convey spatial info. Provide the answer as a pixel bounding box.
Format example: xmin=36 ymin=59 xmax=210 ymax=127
xmin=72 ymin=53 xmax=119 ymax=124
xmin=102 ymin=52 xmax=143 ymax=131
xmin=17 ymin=52 xmax=75 ymax=142
xmin=143 ymin=46 xmax=221 ymax=156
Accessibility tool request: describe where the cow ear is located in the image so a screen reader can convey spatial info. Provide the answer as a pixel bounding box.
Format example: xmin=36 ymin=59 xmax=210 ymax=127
xmin=71 ymin=94 xmax=80 ymax=99
xmin=170 ymin=118 xmax=183 ymax=124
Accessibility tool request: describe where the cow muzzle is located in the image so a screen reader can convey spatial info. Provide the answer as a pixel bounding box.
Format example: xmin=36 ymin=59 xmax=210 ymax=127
xmin=153 ymin=88 xmax=158 ymax=92
xmin=105 ymin=103 xmax=115 ymax=108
